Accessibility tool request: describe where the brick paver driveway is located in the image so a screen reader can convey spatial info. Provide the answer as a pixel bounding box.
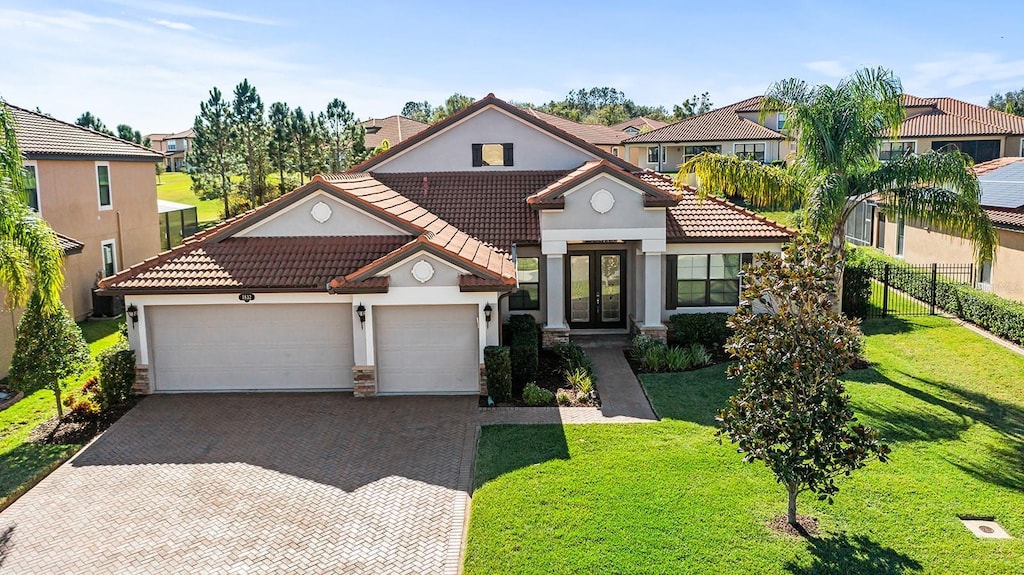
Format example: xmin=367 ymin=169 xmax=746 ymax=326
xmin=0 ymin=393 xmax=477 ymax=574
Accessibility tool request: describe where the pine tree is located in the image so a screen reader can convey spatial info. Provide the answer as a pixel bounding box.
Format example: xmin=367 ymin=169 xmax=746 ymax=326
xmin=191 ymin=87 xmax=236 ymax=218
xmin=231 ymin=79 xmax=270 ymax=206
xmin=268 ymin=101 xmax=293 ymax=195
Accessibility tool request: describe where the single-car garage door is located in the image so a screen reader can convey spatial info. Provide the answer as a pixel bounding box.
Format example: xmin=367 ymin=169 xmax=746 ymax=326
xmin=148 ymin=304 xmax=353 ymax=392
xmin=374 ymin=304 xmax=479 ymax=395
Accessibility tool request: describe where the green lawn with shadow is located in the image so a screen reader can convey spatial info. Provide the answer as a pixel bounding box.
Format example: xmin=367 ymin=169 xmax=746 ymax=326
xmin=0 ymin=318 xmax=123 ymax=506
xmin=465 ymin=315 xmax=1024 ymax=574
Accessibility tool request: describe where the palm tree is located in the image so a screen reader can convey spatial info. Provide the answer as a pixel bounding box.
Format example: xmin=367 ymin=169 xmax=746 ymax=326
xmin=0 ymin=99 xmax=65 ymax=312
xmin=676 ymin=68 xmax=996 ymax=295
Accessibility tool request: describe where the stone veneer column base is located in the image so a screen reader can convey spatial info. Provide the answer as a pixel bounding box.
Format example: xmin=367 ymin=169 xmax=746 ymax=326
xmin=353 ymin=365 xmax=377 ymax=397
xmin=478 ymin=363 xmax=488 ymax=396
xmin=541 ymin=326 xmax=570 ymax=349
xmin=133 ymin=366 xmax=151 ymax=395
xmin=639 ymin=324 xmax=669 ymax=344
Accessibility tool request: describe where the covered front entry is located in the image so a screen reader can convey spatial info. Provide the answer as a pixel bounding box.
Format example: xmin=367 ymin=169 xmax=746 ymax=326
xmin=374 ymin=304 xmax=480 ymax=395
xmin=566 ymin=250 xmax=626 ymax=329
xmin=147 ymin=304 xmax=354 ymax=392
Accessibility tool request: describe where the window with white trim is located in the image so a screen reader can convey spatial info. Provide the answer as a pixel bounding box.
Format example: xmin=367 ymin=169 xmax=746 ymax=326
xmin=509 ymin=256 xmax=540 ymax=310
xmin=23 ymin=164 xmax=39 ymax=211
xmin=667 ymin=253 xmax=752 ymax=307
xmin=733 ymin=143 xmax=766 ymax=162
xmin=647 ymin=146 xmax=660 ymax=164
xmin=978 ymin=260 xmax=993 ymax=291
xmin=879 ymin=141 xmax=916 ymax=161
xmin=166 ymin=139 xmax=177 ymax=152
xmin=96 ymin=163 xmax=112 ymax=208
xmin=845 ymin=202 xmax=874 ymax=246
xmin=101 ymin=239 xmax=117 ymax=278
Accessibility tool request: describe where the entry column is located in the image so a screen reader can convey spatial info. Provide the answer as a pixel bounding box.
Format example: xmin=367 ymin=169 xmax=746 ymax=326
xmin=541 ymin=240 xmax=569 ymax=347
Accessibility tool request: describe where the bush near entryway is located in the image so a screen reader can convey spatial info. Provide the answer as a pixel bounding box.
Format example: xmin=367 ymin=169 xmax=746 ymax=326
xmin=96 ymin=333 xmax=136 ymax=410
xmin=484 ymin=346 xmax=512 ymax=402
xmin=667 ymin=313 xmax=731 ymax=357
xmin=506 ymin=315 xmax=539 ymax=395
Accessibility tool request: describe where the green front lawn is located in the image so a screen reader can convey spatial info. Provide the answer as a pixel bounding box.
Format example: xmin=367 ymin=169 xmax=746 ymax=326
xmin=0 ymin=319 xmax=123 ymax=507
xmin=465 ymin=315 xmax=1024 ymax=574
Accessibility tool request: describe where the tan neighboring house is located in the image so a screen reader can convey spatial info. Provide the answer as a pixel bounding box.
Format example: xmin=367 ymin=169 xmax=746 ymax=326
xmin=611 ymin=116 xmax=669 ymax=136
xmin=520 ymin=107 xmax=634 ymax=159
xmin=851 ymin=157 xmax=1024 ymax=303
xmin=359 ymin=116 xmax=429 ymax=150
xmin=146 ymin=129 xmax=194 ymax=172
xmin=1 ymin=104 xmax=162 ymax=377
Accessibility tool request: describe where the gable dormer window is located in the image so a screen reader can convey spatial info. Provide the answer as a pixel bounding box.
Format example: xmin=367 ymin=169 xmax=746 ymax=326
xmin=472 ymin=143 xmax=513 ymax=167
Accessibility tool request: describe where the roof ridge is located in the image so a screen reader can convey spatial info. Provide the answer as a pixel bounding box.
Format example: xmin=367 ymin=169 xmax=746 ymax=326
xmin=5 ymin=102 xmax=161 ymax=156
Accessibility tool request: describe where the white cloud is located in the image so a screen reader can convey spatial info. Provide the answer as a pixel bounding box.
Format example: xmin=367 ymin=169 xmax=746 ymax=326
xmin=904 ymin=53 xmax=1024 ymax=99
xmin=151 ymin=19 xmax=194 ymax=31
xmin=803 ymin=60 xmax=848 ymax=78
xmin=103 ymin=0 xmax=281 ymax=26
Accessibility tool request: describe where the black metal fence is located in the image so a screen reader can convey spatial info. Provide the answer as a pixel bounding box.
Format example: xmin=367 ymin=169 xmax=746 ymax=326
xmin=864 ymin=261 xmax=975 ymax=318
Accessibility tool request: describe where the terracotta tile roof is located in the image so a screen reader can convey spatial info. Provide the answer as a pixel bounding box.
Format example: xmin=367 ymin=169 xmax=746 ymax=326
xmin=371 ymin=170 xmax=568 ymax=249
xmin=318 ymin=174 xmax=516 ymax=281
xmin=610 ymin=116 xmax=670 ymax=133
xmin=102 ymin=235 xmax=411 ymax=292
xmin=359 ymin=116 xmax=429 ymax=149
xmin=637 ymin=172 xmax=794 ymax=241
xmin=350 ymin=94 xmax=638 ymax=173
xmin=974 ymin=156 xmax=1024 ymax=176
xmin=57 ymin=232 xmax=84 ymax=255
xmin=902 ymin=94 xmax=935 ymax=107
xmin=987 ymin=208 xmax=1024 ymax=231
xmin=519 ymin=108 xmax=628 ymax=145
xmin=624 ymin=97 xmax=784 ymax=144
xmin=6 ymin=104 xmax=162 ymax=161
xmin=526 ymin=160 xmax=680 ymax=208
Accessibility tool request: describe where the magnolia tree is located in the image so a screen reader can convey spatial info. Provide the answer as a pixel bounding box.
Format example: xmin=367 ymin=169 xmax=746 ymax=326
xmin=717 ymin=236 xmax=890 ymax=527
xmin=8 ymin=292 xmax=91 ymax=418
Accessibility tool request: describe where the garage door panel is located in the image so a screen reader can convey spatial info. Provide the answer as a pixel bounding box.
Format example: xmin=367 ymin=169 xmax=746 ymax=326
xmin=375 ymin=305 xmax=479 ymax=395
xmin=149 ymin=304 xmax=353 ymax=392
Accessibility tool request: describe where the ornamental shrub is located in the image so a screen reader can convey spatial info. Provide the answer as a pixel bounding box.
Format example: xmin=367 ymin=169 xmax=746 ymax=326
xmin=842 ymin=260 xmax=873 ymax=320
xmin=484 ymin=346 xmax=512 ymax=403
xmin=522 ymin=382 xmax=554 ymax=406
xmin=668 ymin=313 xmax=731 ymax=355
xmin=510 ymin=345 xmax=538 ymax=396
xmin=96 ymin=335 xmax=136 ymax=410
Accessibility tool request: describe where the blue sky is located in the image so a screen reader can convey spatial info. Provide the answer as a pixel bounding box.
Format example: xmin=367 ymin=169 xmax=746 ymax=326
xmin=2 ymin=0 xmax=1023 ymax=134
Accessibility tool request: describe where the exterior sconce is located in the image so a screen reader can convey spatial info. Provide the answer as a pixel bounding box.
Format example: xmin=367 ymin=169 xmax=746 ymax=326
xmin=356 ymin=304 xmax=366 ymax=327
xmin=483 ymin=303 xmax=493 ymax=324
xmin=126 ymin=304 xmax=139 ymax=327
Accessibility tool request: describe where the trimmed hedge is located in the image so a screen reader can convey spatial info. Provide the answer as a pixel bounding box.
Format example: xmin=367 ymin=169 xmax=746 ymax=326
xmin=96 ymin=337 xmax=136 ymax=410
xmin=484 ymin=346 xmax=512 ymax=402
xmin=506 ymin=315 xmax=539 ymax=395
xmin=842 ymin=261 xmax=873 ymax=320
xmin=852 ymin=247 xmax=1024 ymax=347
xmin=667 ymin=313 xmax=732 ymax=355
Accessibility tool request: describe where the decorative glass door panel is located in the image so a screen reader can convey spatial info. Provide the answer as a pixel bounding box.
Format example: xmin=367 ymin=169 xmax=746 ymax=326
xmin=565 ymin=251 xmax=626 ymax=329
xmin=569 ymin=255 xmax=591 ymax=323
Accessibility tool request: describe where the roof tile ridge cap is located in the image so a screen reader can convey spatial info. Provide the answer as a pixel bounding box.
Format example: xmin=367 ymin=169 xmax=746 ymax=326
xmin=928 ymin=108 xmax=1013 ymax=133
xmin=9 ymin=104 xmax=161 ymax=155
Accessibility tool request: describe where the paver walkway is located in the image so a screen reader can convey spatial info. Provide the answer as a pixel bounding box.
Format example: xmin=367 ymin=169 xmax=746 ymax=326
xmin=0 ymin=393 xmax=477 ymax=575
xmin=479 ymin=335 xmax=658 ymax=425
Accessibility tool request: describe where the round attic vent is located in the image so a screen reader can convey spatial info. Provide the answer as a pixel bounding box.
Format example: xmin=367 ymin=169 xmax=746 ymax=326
xmin=590 ymin=189 xmax=615 ymax=214
xmin=411 ymin=260 xmax=435 ymax=283
xmin=310 ymin=201 xmax=333 ymax=223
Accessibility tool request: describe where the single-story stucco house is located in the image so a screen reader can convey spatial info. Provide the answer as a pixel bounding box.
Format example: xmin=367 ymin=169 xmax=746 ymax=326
xmin=99 ymin=94 xmax=792 ymax=397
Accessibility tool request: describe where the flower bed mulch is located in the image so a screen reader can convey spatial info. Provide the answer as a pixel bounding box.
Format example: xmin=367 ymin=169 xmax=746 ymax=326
xmin=27 ymin=400 xmax=137 ymax=446
xmin=484 ymin=348 xmax=599 ymax=407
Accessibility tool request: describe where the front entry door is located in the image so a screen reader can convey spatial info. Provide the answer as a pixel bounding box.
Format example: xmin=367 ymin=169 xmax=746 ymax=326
xmin=566 ymin=251 xmax=626 ymax=329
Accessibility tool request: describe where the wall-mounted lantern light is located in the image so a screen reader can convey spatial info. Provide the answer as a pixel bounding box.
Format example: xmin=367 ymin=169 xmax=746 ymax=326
xmin=483 ymin=303 xmax=493 ymax=324
xmin=126 ymin=304 xmax=139 ymax=327
xmin=356 ymin=303 xmax=366 ymax=327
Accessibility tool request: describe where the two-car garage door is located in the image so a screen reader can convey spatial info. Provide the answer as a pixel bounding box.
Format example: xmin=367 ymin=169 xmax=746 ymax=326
xmin=148 ymin=304 xmax=354 ymax=392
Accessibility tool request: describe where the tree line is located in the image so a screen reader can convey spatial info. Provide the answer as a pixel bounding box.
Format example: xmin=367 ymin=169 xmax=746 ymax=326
xmin=401 ymin=88 xmax=714 ymax=127
xmin=74 ymin=111 xmax=149 ymax=146
xmin=188 ymin=79 xmax=388 ymax=219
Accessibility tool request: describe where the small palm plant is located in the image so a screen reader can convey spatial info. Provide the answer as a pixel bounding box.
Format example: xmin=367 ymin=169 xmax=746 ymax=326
xmin=665 ymin=346 xmax=693 ymax=371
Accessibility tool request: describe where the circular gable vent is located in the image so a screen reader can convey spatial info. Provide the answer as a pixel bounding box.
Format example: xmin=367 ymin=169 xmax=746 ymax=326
xmin=310 ymin=201 xmax=333 ymax=223
xmin=411 ymin=260 xmax=435 ymax=283
xmin=590 ymin=189 xmax=615 ymax=214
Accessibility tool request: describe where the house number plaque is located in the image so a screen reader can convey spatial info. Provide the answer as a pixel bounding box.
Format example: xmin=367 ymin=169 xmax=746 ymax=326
xmin=238 ymin=293 xmax=256 ymax=303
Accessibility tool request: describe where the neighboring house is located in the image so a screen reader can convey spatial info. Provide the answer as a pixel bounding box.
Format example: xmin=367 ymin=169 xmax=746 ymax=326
xmin=624 ymin=94 xmax=1024 ymax=172
xmin=1 ymin=104 xmax=163 ymax=377
xmin=359 ymin=116 xmax=429 ymax=150
xmin=99 ymin=94 xmax=792 ymax=397
xmin=851 ymin=157 xmax=1024 ymax=303
xmin=146 ymin=129 xmax=194 ymax=172
xmin=519 ymin=108 xmax=633 ymax=159
xmin=610 ymin=116 xmax=669 ymax=136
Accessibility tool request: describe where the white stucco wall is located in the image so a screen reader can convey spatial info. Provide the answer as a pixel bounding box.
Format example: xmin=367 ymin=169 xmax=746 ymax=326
xmin=236 ymin=192 xmax=406 ymax=237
